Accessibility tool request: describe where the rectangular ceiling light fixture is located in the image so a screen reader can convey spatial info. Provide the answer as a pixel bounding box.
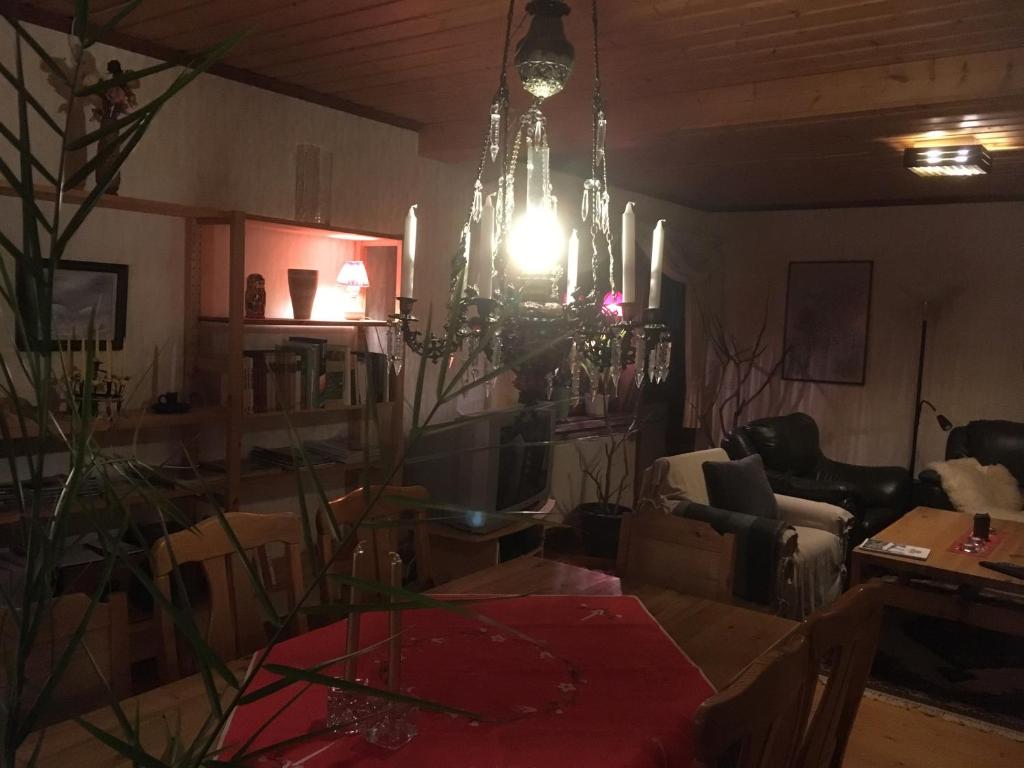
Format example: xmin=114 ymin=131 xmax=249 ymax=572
xmin=904 ymin=145 xmax=991 ymax=177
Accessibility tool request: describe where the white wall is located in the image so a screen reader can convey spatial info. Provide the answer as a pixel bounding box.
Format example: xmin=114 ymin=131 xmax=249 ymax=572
xmin=706 ymin=202 xmax=1024 ymax=469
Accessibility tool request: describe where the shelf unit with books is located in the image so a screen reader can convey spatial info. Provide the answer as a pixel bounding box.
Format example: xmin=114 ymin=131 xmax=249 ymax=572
xmin=190 ymin=213 xmax=404 ymax=512
xmin=0 ymin=187 xmax=403 ymax=519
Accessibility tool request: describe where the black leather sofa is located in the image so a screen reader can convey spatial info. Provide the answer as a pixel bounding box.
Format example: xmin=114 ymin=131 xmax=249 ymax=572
xmin=722 ymin=412 xmax=911 ymax=544
xmin=915 ymin=419 xmax=1024 ymax=509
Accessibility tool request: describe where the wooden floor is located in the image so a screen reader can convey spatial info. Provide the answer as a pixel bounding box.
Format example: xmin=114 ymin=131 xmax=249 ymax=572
xmin=844 ymin=693 xmax=1024 ymax=768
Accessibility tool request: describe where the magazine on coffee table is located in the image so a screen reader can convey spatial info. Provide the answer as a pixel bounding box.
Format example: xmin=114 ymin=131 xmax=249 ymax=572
xmin=857 ymin=538 xmax=931 ymax=560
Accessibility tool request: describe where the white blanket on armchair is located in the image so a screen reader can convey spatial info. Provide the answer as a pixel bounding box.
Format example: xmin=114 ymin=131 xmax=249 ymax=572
xmin=929 ymin=457 xmax=1024 ymax=520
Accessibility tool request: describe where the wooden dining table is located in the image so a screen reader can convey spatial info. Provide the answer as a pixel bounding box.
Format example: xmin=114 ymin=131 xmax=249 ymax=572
xmin=21 ymin=556 xmax=797 ymax=768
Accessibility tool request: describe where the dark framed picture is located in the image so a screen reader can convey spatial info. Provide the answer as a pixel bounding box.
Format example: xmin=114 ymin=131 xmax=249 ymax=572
xmin=782 ymin=260 xmax=872 ymax=385
xmin=15 ymin=259 xmax=129 ymax=351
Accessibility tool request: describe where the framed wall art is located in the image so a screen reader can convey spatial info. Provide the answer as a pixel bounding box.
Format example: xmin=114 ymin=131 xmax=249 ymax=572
xmin=782 ymin=260 xmax=872 ymax=385
xmin=15 ymin=259 xmax=129 ymax=351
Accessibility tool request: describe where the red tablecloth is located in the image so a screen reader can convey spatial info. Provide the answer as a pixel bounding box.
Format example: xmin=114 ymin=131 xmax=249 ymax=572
xmin=222 ymin=595 xmax=714 ymax=767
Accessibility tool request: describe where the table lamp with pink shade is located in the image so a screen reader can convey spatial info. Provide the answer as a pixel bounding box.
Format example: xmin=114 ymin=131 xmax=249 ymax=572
xmin=337 ymin=260 xmax=370 ymax=320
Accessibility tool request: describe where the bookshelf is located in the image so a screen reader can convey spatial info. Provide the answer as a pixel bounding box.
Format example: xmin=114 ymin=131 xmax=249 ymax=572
xmin=0 ymin=186 xmax=404 ymax=515
xmin=191 ymin=213 xmax=404 ymax=512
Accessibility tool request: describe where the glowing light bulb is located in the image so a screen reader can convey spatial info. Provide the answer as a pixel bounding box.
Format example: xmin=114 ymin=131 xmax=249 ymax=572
xmin=508 ymin=207 xmax=565 ymax=275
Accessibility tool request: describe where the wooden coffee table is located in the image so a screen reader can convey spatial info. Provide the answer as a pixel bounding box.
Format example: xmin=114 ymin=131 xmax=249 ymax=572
xmin=851 ymin=506 xmax=1024 ymax=635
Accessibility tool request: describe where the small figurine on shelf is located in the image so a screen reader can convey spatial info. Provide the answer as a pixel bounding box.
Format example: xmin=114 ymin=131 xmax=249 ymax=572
xmin=71 ymin=359 xmax=130 ymax=421
xmin=245 ymin=273 xmax=267 ymax=319
xmin=90 ymin=60 xmax=139 ymax=195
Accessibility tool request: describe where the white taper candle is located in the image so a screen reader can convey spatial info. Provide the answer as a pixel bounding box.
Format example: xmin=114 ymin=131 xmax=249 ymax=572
xmin=622 ymin=202 xmax=636 ymax=304
xmin=401 ymin=205 xmax=417 ymax=298
xmin=648 ymin=219 xmax=666 ymax=310
xmin=565 ymin=228 xmax=579 ymax=303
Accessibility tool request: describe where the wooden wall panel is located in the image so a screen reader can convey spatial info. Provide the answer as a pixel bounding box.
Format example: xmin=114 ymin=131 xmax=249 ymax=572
xmin=17 ymin=0 xmax=1024 ymax=209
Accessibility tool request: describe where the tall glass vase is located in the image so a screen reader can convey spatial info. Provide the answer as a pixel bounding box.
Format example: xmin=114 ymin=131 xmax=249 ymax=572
xmin=295 ymin=144 xmax=332 ymax=224
xmin=364 ymin=552 xmax=417 ymax=749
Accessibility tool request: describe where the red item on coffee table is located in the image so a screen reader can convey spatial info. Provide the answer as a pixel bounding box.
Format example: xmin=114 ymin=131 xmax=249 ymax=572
xmin=948 ymin=527 xmax=1003 ymax=557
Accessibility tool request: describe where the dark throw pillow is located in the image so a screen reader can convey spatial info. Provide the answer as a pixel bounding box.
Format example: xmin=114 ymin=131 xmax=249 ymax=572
xmin=702 ymin=454 xmax=778 ymax=519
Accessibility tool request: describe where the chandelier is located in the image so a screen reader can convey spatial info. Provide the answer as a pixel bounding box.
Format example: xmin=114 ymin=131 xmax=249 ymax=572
xmin=388 ymin=0 xmax=671 ymax=403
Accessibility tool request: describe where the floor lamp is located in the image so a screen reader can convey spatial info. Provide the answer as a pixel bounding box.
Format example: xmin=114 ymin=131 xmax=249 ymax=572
xmin=908 ymin=308 xmax=953 ymax=477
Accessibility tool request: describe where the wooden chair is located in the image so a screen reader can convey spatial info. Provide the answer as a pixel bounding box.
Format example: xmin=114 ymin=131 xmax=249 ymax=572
xmin=317 ymin=485 xmax=431 ymax=603
xmin=693 ymin=631 xmax=813 ymax=768
xmin=617 ymin=507 xmax=736 ymax=601
xmin=793 ymin=581 xmax=885 ymax=768
xmin=150 ymin=513 xmax=307 ymax=682
xmin=0 ymin=592 xmax=130 ymax=724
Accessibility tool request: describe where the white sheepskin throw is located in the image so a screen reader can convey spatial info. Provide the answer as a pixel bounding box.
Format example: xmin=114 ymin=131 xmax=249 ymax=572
xmin=929 ymin=457 xmax=1024 ymax=520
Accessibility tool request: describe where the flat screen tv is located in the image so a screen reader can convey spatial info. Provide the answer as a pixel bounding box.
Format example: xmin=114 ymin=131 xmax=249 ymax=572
xmin=402 ymin=405 xmax=555 ymax=534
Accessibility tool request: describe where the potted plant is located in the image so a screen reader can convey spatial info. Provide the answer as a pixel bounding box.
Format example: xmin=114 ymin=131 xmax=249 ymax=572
xmin=571 ymin=386 xmax=639 ymax=559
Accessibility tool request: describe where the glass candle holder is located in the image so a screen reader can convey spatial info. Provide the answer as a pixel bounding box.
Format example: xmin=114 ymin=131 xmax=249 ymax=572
xmin=327 ymin=678 xmax=379 ymax=735
xmin=295 ymin=144 xmax=333 ymax=224
xmin=363 ymin=701 xmax=418 ymax=750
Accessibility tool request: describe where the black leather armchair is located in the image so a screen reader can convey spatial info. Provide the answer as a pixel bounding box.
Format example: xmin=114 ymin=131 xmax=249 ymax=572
xmin=915 ymin=420 xmax=1024 ymax=509
xmin=722 ymin=412 xmax=911 ymax=544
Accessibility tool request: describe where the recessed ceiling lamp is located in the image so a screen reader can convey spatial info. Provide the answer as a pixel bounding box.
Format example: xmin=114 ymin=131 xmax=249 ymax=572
xmin=904 ymin=145 xmax=991 ymax=177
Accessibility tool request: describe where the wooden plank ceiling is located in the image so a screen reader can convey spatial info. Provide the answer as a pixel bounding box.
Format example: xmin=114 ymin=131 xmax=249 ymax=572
xmin=17 ymin=0 xmax=1024 ymax=210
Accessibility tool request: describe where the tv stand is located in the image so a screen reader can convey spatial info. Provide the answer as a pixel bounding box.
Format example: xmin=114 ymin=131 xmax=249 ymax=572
xmin=427 ymin=501 xmax=554 ymax=583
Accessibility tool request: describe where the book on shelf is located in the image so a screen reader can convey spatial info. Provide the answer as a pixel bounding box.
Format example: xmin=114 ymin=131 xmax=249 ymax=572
xmin=322 ymin=344 xmax=351 ymax=409
xmin=268 ymin=349 xmax=302 ymax=412
xmin=351 ymin=351 xmax=390 ymax=406
xmin=198 ymin=330 xmax=392 ymax=416
xmin=282 ymin=336 xmax=328 ymax=409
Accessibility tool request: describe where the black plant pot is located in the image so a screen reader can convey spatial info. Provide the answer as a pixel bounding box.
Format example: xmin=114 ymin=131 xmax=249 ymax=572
xmin=577 ymin=502 xmax=628 ymax=559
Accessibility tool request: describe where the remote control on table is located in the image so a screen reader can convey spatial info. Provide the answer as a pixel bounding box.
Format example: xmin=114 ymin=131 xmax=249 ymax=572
xmin=979 ymin=561 xmax=1024 ymax=580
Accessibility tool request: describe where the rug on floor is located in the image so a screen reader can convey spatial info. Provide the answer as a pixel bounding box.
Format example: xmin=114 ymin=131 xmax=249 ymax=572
xmin=869 ymin=606 xmax=1024 ymax=733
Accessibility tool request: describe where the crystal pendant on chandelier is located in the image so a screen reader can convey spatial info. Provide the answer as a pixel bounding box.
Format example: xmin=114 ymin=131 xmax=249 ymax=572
xmin=490 ymin=334 xmax=503 ymax=370
xmin=581 ymin=178 xmax=596 ymax=221
xmin=608 ymin=336 xmax=622 ymax=391
xmin=632 ymin=330 xmax=646 ymax=389
xmin=387 ymin=320 xmax=405 ymax=375
xmin=489 ymin=101 xmax=502 ymax=162
xmin=655 ymin=333 xmax=672 ymax=384
xmin=465 ymin=337 xmax=481 ymax=386
xmin=472 ymin=179 xmax=484 ymax=222
xmin=569 ymin=339 xmax=581 ymax=406
xmin=515 ymin=0 xmax=575 ymax=100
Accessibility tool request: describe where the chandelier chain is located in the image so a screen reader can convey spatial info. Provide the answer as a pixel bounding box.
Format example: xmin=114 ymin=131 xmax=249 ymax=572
xmin=587 ymin=0 xmax=616 ymax=297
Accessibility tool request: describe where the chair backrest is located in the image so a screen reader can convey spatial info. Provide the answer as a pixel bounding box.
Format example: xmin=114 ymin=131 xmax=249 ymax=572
xmin=639 ymin=448 xmax=729 ymax=508
xmin=617 ymin=507 xmax=735 ymax=601
xmin=947 ymin=419 xmax=1024 ymax=484
xmin=724 ymin=413 xmax=822 ymax=475
xmin=793 ymin=581 xmax=885 ymax=768
xmin=150 ymin=513 xmax=307 ymax=682
xmin=694 ymin=631 xmax=813 ymax=768
xmin=317 ymin=485 xmax=431 ymax=602
xmin=0 ymin=592 xmax=130 ymax=724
